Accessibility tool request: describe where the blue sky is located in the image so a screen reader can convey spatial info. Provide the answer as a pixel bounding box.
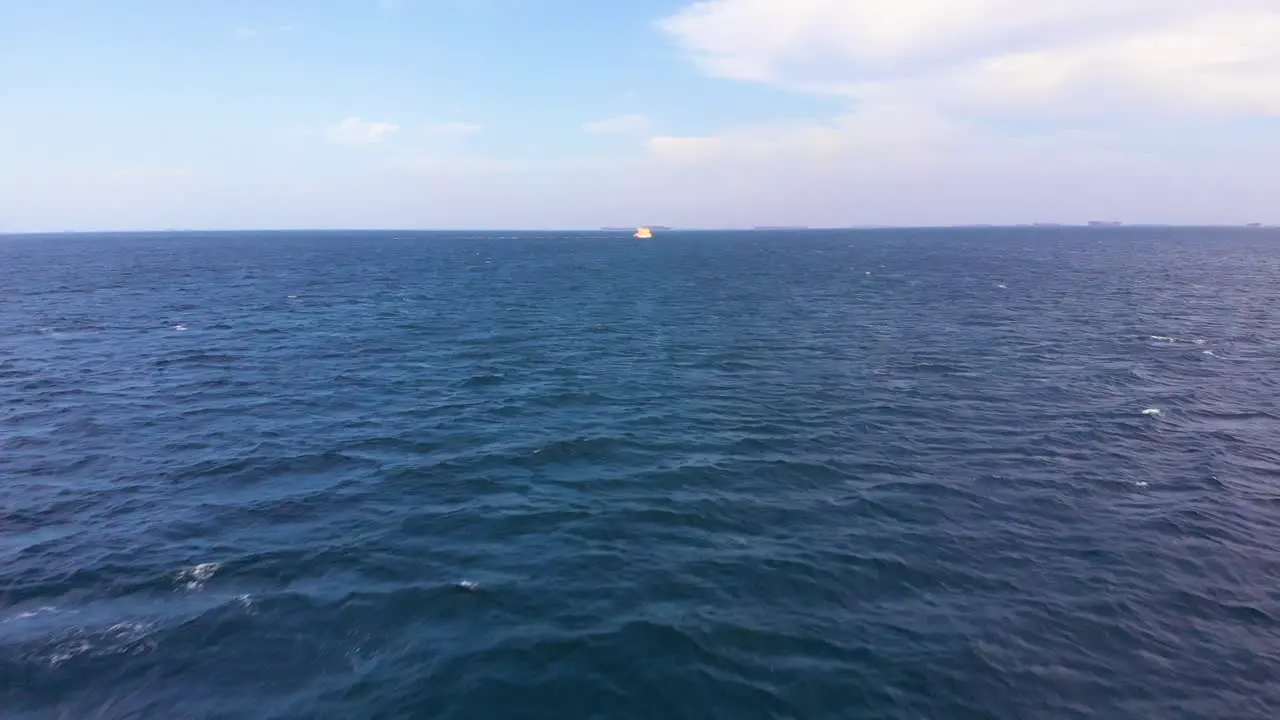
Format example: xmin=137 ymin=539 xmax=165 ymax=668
xmin=2 ymin=0 xmax=1278 ymax=230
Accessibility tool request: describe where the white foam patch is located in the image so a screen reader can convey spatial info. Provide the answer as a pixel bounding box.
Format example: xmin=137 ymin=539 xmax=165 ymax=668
xmin=231 ymin=594 xmax=257 ymax=614
xmin=1142 ymin=408 xmax=1163 ymax=417
xmin=1150 ymin=335 xmax=1175 ymax=342
xmin=46 ymin=640 xmax=92 ymax=667
xmin=40 ymin=621 xmax=156 ymax=667
xmin=173 ymin=324 xmax=187 ymax=331
xmin=176 ymin=562 xmax=222 ymax=591
xmin=456 ymin=580 xmax=478 ymax=591
xmin=2 ymin=606 xmax=58 ymax=624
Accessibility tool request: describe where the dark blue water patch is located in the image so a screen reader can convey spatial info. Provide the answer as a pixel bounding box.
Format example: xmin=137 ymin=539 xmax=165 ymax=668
xmin=2 ymin=228 xmax=1280 ymax=719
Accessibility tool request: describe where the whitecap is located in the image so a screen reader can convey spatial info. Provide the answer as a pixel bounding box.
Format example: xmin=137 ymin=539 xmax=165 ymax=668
xmin=173 ymin=324 xmax=187 ymax=331
xmin=3 ymin=605 xmax=58 ymax=624
xmin=40 ymin=621 xmax=156 ymax=667
xmin=106 ymin=621 xmax=152 ymax=637
xmin=1142 ymin=408 xmax=1162 ymax=417
xmin=19 ymin=606 xmax=55 ymax=619
xmin=231 ymin=594 xmax=257 ymax=614
xmin=176 ymin=562 xmax=222 ymax=591
xmin=456 ymin=580 xmax=478 ymax=591
xmin=1149 ymin=335 xmax=1175 ymax=342
xmin=47 ymin=640 xmax=92 ymax=667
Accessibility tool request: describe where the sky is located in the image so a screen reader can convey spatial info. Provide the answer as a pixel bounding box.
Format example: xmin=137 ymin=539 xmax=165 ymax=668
xmin=1 ymin=0 xmax=1278 ymax=231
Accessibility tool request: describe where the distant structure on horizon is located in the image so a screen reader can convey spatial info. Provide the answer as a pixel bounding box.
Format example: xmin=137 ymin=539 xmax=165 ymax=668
xmin=1088 ymin=221 xmax=1123 ymax=227
xmin=1246 ymin=223 xmax=1263 ymax=228
xmin=601 ymin=226 xmax=671 ymax=232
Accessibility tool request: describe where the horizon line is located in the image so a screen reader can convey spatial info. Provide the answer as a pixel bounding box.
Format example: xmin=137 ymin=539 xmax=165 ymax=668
xmin=1 ymin=223 xmax=1276 ymax=236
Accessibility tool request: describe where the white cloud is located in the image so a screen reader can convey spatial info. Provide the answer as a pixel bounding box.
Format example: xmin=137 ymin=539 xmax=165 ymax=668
xmin=642 ymin=99 xmax=1123 ymax=195
xmin=659 ymin=0 xmax=1280 ymax=116
xmin=583 ymin=114 xmax=649 ymax=134
xmin=640 ymin=0 xmax=1280 ymax=226
xmin=946 ymin=12 xmax=1280 ymax=115
xmin=329 ymin=117 xmax=401 ymax=146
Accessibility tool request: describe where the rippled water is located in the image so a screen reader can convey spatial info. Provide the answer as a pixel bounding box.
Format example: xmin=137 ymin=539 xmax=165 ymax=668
xmin=2 ymin=228 xmax=1279 ymax=719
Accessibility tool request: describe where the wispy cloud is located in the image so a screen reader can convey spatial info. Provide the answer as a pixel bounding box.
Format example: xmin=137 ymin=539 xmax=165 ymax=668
xmin=329 ymin=117 xmax=402 ymax=146
xmin=424 ymin=121 xmax=483 ymax=135
xmin=583 ymin=114 xmax=649 ymax=134
xmin=231 ymin=25 xmax=296 ymax=39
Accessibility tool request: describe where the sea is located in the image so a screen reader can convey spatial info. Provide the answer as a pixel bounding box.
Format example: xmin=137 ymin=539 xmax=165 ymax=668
xmin=1 ymin=227 xmax=1278 ymax=719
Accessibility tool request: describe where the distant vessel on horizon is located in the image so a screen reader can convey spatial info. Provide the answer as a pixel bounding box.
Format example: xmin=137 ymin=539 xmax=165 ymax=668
xmin=634 ymin=227 xmax=653 ymax=239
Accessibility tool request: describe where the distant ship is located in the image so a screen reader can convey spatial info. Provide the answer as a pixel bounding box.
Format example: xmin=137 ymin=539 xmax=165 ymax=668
xmin=634 ymin=227 xmax=653 ymax=239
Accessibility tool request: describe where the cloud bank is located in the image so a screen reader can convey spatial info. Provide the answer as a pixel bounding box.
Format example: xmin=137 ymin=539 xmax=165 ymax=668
xmin=631 ymin=0 xmax=1280 ymax=226
xmin=658 ymin=0 xmax=1280 ymax=115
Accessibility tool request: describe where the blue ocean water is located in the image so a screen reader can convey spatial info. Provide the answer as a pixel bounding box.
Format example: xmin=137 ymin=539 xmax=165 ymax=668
xmin=1 ymin=228 xmax=1278 ymax=719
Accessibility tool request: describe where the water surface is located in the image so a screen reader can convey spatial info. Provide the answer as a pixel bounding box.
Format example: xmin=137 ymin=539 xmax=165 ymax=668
xmin=2 ymin=228 xmax=1279 ymax=718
